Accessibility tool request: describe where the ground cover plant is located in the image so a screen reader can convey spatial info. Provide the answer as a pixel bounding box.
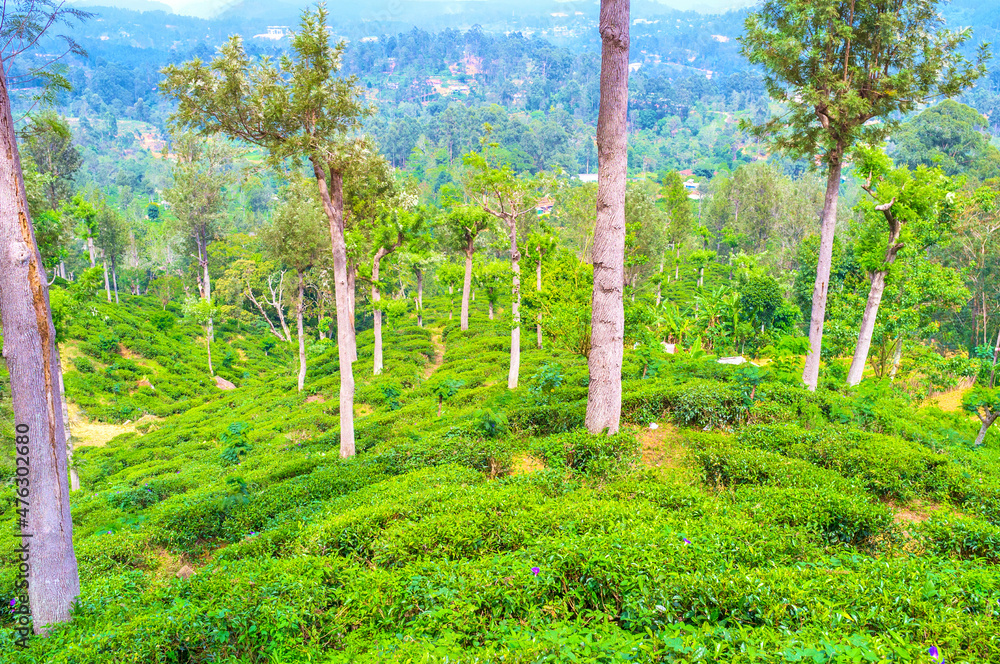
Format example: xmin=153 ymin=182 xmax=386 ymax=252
xmin=2 ymin=294 xmax=999 ymax=663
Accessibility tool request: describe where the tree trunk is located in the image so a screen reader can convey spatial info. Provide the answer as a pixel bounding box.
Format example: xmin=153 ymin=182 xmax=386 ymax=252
xmin=461 ymin=241 xmax=473 ymax=331
xmin=975 ymin=413 xmax=998 ymax=446
xmin=102 ymin=255 xmax=111 ymax=302
xmin=508 ymin=216 xmax=522 ymax=389
xmin=888 ymin=336 xmax=903 ymax=381
xmin=112 ymin=263 xmax=120 ymax=305
xmin=206 ymin=327 xmax=214 ymax=376
xmin=489 ymin=301 xmax=494 ymax=320
xmin=655 ymin=255 xmax=663 ymax=307
xmin=86 ymin=236 xmax=96 ymax=269
xmin=416 ymin=269 xmax=423 ymax=327
xmin=347 ymin=263 xmax=357 ymax=363
xmin=846 ymin=269 xmax=888 ymax=386
xmin=586 ymin=0 xmax=629 ymax=435
xmin=802 ymin=157 xmax=844 ymax=391
xmin=55 ymin=347 xmax=79 ymax=492
xmin=0 ymin=64 xmax=80 ymax=632
xmin=312 ymin=163 xmax=355 ymax=458
xmin=296 ymin=269 xmax=307 ymax=392
xmin=200 ymin=235 xmax=213 ymax=342
xmin=536 ymin=246 xmax=543 ymax=350
xmin=372 ymin=249 xmax=385 ymax=375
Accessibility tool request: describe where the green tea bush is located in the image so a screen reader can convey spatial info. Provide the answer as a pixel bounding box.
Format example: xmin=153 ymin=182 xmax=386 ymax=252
xmin=529 ymin=428 xmax=639 ymax=475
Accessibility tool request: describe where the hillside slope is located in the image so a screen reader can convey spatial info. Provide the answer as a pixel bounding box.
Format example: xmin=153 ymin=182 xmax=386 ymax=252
xmin=1 ymin=295 xmax=1000 ymax=663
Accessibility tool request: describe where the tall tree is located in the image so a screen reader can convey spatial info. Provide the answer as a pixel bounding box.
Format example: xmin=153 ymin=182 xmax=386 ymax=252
xmin=740 ymin=0 xmax=988 ymax=390
xmin=464 ymin=142 xmax=542 ymax=389
xmin=265 ymin=179 xmax=332 ymax=391
xmin=846 ymin=149 xmax=956 ymax=386
xmin=165 ymin=132 xmax=237 ymax=341
xmin=21 ymin=112 xmax=81 ymax=211
xmin=368 ymin=210 xmax=421 ymax=375
xmin=442 ymin=205 xmax=490 ymax=331
xmin=0 ymin=0 xmax=89 ymax=634
xmin=586 ymin=0 xmax=629 ymax=434
xmin=161 ymin=4 xmax=370 ymax=457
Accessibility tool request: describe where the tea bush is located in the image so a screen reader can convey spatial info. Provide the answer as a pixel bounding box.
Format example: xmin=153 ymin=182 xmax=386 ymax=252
xmin=2 ymin=296 xmax=1000 ymax=662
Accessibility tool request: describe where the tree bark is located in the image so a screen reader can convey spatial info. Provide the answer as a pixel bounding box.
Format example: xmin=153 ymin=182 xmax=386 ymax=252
xmin=55 ymin=347 xmax=79 ymax=492
xmin=86 ymin=236 xmax=96 ymax=269
xmin=586 ymin=0 xmax=629 ymax=435
xmin=536 ymin=245 xmax=543 ymax=350
xmin=846 ymin=270 xmax=888 ymax=386
xmin=461 ymin=239 xmax=473 ymax=331
xmin=489 ymin=300 xmax=494 ymax=320
xmin=0 ymin=65 xmax=80 ymax=632
xmin=268 ymin=271 xmax=292 ymax=342
xmin=102 ymin=255 xmax=111 ymax=303
xmin=312 ymin=163 xmax=355 ymax=458
xmin=888 ymin=336 xmax=903 ymax=381
xmin=199 ymin=235 xmax=213 ymax=342
xmin=975 ymin=413 xmax=998 ymax=446
xmin=296 ymin=269 xmax=306 ymax=392
xmin=372 ymin=248 xmax=386 ymax=375
xmin=655 ymin=255 xmax=663 ymax=307
xmin=416 ymin=269 xmax=423 ymax=327
xmin=802 ymin=157 xmax=843 ymax=391
xmin=111 ymin=262 xmax=119 ymax=305
xmin=347 ymin=263 xmax=357 ymax=363
xmin=507 ymin=216 xmax=522 ymax=389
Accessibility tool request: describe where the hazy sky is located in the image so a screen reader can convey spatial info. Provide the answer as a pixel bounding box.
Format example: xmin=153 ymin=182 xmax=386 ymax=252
xmin=135 ymin=0 xmax=755 ymax=19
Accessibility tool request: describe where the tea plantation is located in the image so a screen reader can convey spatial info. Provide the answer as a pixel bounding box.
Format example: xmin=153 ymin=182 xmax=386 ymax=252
xmin=2 ymin=295 xmax=999 ymax=663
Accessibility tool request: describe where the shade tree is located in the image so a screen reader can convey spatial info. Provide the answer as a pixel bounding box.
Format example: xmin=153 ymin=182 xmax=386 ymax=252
xmin=161 ymin=4 xmax=374 ymax=458
xmin=740 ymin=0 xmax=988 ymax=390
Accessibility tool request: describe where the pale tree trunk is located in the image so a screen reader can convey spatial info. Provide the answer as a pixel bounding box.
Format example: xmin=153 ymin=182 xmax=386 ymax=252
xmin=489 ymin=301 xmax=494 ymax=320
xmin=102 ymin=254 xmax=111 ymax=302
xmin=655 ymin=255 xmax=664 ymax=307
xmin=55 ymin=347 xmax=79 ymax=492
xmin=296 ymin=270 xmax=307 ymax=392
xmin=586 ymin=0 xmax=628 ymax=435
xmin=372 ymin=248 xmax=386 ymax=375
xmin=847 ymin=192 xmax=904 ymax=387
xmin=461 ymin=241 xmax=473 ymax=331
xmin=269 ymin=272 xmax=292 ymax=342
xmin=674 ymin=246 xmax=680 ymax=282
xmin=0 ymin=65 xmax=80 ymax=632
xmin=347 ymin=264 xmax=357 ymax=363
xmin=205 ymin=329 xmax=214 ymax=376
xmin=975 ymin=414 xmax=998 ymax=446
xmin=802 ymin=157 xmax=844 ymax=391
xmin=507 ymin=216 xmax=522 ymax=389
xmin=416 ymin=269 xmax=423 ymax=327
xmin=888 ymin=336 xmax=903 ymax=381
xmin=200 ymin=234 xmax=213 ymax=342
xmin=536 ymin=246 xmax=543 ymax=350
xmin=312 ymin=164 xmax=355 ymax=458
xmin=246 ymin=275 xmax=288 ymax=342
xmin=846 ymin=270 xmax=888 ymax=386
xmin=112 ymin=262 xmax=119 ymax=304
xmin=86 ymin=236 xmax=96 ymax=268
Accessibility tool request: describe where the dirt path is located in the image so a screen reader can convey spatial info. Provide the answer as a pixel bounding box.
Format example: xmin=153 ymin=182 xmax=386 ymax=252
xmin=68 ymin=402 xmax=159 ymax=447
xmin=635 ymin=423 xmax=697 ymax=482
xmin=424 ymin=329 xmax=445 ymax=379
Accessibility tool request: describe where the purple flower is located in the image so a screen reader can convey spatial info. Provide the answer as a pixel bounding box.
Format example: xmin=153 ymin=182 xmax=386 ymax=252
xmin=683 ymin=538 xmax=691 ymax=545
xmin=9 ymin=598 xmax=15 ymax=608
xmin=929 ymin=646 xmax=944 ymax=664
xmin=530 ymin=567 xmax=540 ymax=576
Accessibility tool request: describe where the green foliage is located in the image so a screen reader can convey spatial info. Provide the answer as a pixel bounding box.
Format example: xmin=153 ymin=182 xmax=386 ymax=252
xmin=219 ymin=421 xmax=253 ymax=466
